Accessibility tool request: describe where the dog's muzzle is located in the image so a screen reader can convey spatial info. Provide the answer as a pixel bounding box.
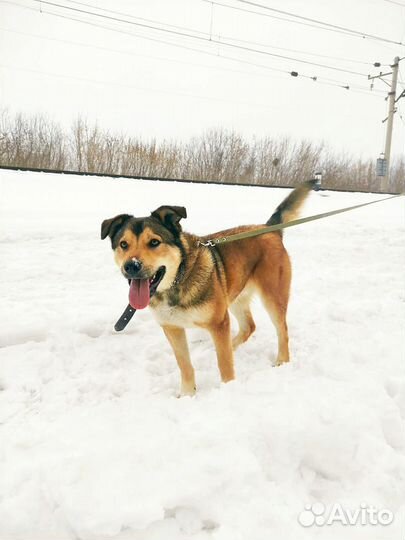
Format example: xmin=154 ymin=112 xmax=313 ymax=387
xmin=123 ymin=259 xmax=143 ymax=278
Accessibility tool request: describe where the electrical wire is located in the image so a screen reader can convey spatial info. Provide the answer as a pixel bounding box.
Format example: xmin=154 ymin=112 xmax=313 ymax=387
xmin=0 ymin=25 xmax=321 ymax=82
xmin=12 ymin=0 xmax=392 ymax=88
xmin=219 ymin=34 xmax=383 ymax=67
xmin=0 ymin=60 xmax=385 ymax=101
xmin=203 ymin=0 xmax=370 ymax=43
xmin=0 ymin=7 xmax=376 ymax=73
xmin=1 ymin=0 xmax=387 ymax=97
xmin=27 ymin=0 xmax=373 ymax=78
xmin=234 ymin=0 xmax=405 ymax=46
xmin=60 ymin=0 xmax=211 ymax=37
xmin=383 ymin=0 xmax=405 ymax=7
xmin=34 ymin=8 xmax=328 ymax=84
xmin=0 ymin=62 xmax=285 ymax=109
xmin=49 ymin=0 xmax=387 ymax=69
xmin=35 ymin=4 xmax=389 ymax=94
xmin=202 ymin=0 xmax=405 ymax=48
xmin=0 ymin=2 xmax=297 ymax=78
xmin=0 ymin=2 xmax=325 ymax=86
xmin=0 ymin=0 xmax=296 ymax=82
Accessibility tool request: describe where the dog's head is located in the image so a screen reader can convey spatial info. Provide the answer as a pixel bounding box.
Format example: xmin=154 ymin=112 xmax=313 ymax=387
xmin=101 ymin=205 xmax=187 ymax=309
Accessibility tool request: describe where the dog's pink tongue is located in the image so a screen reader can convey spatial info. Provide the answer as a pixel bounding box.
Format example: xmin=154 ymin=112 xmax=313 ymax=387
xmin=129 ymin=279 xmax=150 ymax=309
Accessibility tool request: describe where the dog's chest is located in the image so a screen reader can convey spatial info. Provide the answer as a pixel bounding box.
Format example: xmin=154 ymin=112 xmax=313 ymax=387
xmin=150 ymin=299 xmax=207 ymax=328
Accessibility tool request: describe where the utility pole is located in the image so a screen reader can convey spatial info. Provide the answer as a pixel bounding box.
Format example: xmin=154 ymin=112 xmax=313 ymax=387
xmin=382 ymin=56 xmax=400 ymax=191
xmin=369 ymin=56 xmax=401 ymax=191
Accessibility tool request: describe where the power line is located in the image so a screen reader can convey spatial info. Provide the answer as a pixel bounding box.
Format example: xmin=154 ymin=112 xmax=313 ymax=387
xmin=4 ymin=0 xmax=379 ymax=70
xmin=7 ymin=60 xmax=382 ymax=107
xmin=0 ymin=0 xmax=38 ymax=11
xmin=203 ymin=0 xmax=376 ymax=44
xmin=29 ymin=0 xmax=219 ymax=42
xmin=1 ymin=0 xmax=386 ymax=97
xmin=39 ymin=5 xmax=388 ymax=92
xmin=0 ymin=25 xmax=319 ymax=82
xmin=27 ymin=0 xmax=372 ymax=78
xmin=383 ymin=0 xmax=405 ymax=6
xmin=220 ymin=34 xmax=383 ymax=67
xmin=0 ymin=0 xmax=287 ymax=78
xmin=0 ymin=62 xmax=283 ymax=109
xmin=0 ymin=2 xmax=305 ymax=79
xmin=233 ymin=0 xmax=405 ymax=46
xmin=61 ymin=0 xmax=210 ymax=37
xmin=51 ymin=0 xmax=386 ymax=69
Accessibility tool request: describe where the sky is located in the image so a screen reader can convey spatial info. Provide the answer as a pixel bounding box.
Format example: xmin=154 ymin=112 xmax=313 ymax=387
xmin=0 ymin=0 xmax=404 ymax=161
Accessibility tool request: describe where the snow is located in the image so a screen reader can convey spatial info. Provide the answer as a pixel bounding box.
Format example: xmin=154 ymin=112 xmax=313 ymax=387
xmin=0 ymin=170 xmax=404 ymax=540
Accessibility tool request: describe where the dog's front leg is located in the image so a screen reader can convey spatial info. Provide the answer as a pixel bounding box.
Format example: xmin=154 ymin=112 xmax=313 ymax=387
xmin=208 ymin=312 xmax=235 ymax=383
xmin=162 ymin=325 xmax=196 ymax=397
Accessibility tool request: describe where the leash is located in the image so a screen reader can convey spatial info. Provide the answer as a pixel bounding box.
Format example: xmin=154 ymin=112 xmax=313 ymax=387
xmin=114 ymin=191 xmax=404 ymax=331
xmin=197 ymin=192 xmax=404 ymax=247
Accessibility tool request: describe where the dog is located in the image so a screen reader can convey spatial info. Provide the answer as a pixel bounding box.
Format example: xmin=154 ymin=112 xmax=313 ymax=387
xmin=101 ymin=180 xmax=315 ymax=396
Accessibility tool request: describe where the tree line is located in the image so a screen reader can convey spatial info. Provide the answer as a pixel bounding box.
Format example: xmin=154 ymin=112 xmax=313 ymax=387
xmin=0 ymin=110 xmax=403 ymax=193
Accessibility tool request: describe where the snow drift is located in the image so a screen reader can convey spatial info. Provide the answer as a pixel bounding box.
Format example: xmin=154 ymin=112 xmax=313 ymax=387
xmin=0 ymin=170 xmax=404 ymax=540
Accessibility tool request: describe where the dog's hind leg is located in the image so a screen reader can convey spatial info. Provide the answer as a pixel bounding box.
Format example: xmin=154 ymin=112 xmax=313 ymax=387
xmin=255 ymin=254 xmax=291 ymax=366
xmin=163 ymin=325 xmax=196 ymax=396
xmin=230 ymin=291 xmax=256 ymax=350
xmin=207 ymin=312 xmax=235 ymax=383
xmin=261 ymin=298 xmax=290 ymax=366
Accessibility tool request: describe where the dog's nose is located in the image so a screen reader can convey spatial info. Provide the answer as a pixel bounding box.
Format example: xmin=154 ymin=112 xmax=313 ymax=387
xmin=124 ymin=259 xmax=142 ymax=276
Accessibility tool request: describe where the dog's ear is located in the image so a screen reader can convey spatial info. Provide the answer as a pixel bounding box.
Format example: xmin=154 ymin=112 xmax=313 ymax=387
xmin=151 ymin=206 xmax=187 ymax=234
xmin=101 ymin=214 xmax=132 ymax=240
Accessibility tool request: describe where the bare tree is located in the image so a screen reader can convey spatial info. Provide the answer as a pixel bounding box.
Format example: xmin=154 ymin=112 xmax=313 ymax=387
xmin=0 ymin=110 xmax=403 ymax=193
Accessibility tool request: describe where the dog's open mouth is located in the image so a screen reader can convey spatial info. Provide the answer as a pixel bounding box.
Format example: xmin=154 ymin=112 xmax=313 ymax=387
xmin=128 ymin=266 xmax=166 ymax=310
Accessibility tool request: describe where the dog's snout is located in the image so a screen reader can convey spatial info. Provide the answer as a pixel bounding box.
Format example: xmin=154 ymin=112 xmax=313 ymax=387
xmin=124 ymin=259 xmax=142 ymax=277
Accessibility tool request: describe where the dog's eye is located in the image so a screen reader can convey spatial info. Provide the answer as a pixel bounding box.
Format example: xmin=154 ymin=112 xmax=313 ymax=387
xmin=120 ymin=240 xmax=128 ymax=250
xmin=149 ymin=239 xmax=161 ymax=248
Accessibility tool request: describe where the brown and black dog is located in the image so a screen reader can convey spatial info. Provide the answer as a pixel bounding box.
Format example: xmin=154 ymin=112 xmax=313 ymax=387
xmin=101 ymin=180 xmax=315 ymax=396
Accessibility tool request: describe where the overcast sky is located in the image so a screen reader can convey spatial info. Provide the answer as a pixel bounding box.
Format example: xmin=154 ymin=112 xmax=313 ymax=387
xmin=1 ymin=0 xmax=404 ymax=161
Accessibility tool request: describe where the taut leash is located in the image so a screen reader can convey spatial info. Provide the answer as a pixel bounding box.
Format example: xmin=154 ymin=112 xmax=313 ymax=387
xmin=197 ymin=192 xmax=404 ymax=247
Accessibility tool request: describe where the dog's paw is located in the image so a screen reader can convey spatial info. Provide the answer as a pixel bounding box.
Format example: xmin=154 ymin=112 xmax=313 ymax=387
xmin=275 ymin=357 xmax=290 ymax=367
xmin=177 ymin=384 xmax=197 ymax=398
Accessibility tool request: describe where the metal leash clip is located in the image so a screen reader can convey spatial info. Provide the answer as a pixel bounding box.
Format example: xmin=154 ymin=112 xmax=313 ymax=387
xmin=197 ymin=239 xmax=216 ymax=247
xmin=197 ymin=237 xmax=228 ymax=247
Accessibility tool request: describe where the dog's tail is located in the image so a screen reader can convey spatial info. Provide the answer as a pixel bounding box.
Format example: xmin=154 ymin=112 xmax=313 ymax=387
xmin=266 ymin=179 xmax=316 ymax=235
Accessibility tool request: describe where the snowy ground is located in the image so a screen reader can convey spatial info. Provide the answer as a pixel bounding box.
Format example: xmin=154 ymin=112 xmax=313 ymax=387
xmin=0 ymin=170 xmax=404 ymax=540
